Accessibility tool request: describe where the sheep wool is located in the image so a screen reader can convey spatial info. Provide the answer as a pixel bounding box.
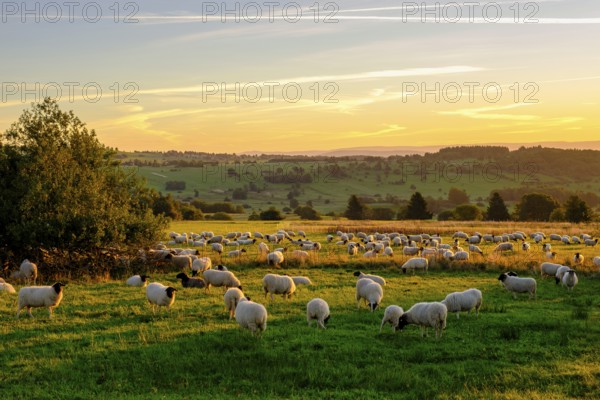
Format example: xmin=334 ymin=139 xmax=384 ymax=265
xmin=267 ymin=251 xmax=285 ymax=267
xmin=554 ymin=266 xmax=571 ymax=285
xmin=306 ymin=298 xmax=330 ymax=329
xmin=203 ymin=269 xmax=242 ymax=292
xmin=17 ymin=282 xmax=65 ymax=318
xmin=291 ymin=276 xmax=312 ymax=287
xmin=396 ymin=302 xmax=447 ymax=339
xmin=355 ymin=278 xmax=383 ymax=312
xmin=262 ymin=274 xmax=296 ymax=301
xmin=0 ymin=282 xmax=17 ymax=294
xmin=224 ymin=287 xmax=245 ymax=319
xmin=235 ymin=298 xmax=267 ymax=337
xmin=126 ymin=275 xmax=150 ymax=287
xmin=498 ymin=273 xmax=536 ymax=299
xmin=441 ymin=289 xmax=482 ymax=319
xmin=400 ymin=257 xmax=428 ymax=274
xmin=353 ymin=271 xmax=386 ymax=286
xmin=146 ymin=282 xmax=177 ymax=312
xmin=539 ymin=262 xmax=562 ymax=278
xmin=380 ymin=305 xmax=404 ymax=333
xmin=176 ymin=272 xmax=206 ymax=288
xmin=561 ymin=270 xmax=578 ymax=291
xmin=192 ymin=257 xmax=212 ymax=275
xmin=11 ymin=259 xmax=38 ymax=285
xmin=166 ymin=254 xmax=193 ymax=270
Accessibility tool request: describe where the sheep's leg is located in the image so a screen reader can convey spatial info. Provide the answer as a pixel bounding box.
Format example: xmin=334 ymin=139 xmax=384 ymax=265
xmin=48 ymin=307 xmax=53 ymax=318
xmin=318 ymin=320 xmax=326 ymax=330
xmin=27 ymin=307 xmax=33 ymax=318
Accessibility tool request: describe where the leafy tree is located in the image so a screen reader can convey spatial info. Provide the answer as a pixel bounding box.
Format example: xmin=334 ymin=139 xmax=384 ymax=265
xmin=0 ymin=98 xmax=166 ymax=250
xmin=371 ymin=207 xmax=395 ymax=220
xmin=294 ymin=206 xmax=322 ymax=220
xmin=515 ymin=193 xmax=558 ymax=221
xmin=564 ymin=195 xmax=592 ymax=223
xmin=454 ymin=204 xmax=483 ymax=221
xmin=181 ymin=205 xmax=203 ymax=221
xmin=232 ymin=187 xmax=248 ymax=200
xmin=448 ymin=187 xmax=469 ymax=205
xmin=344 ymin=195 xmax=369 ymax=220
xmin=248 ymin=211 xmax=260 ymax=221
xmin=486 ymin=192 xmax=511 ymax=221
xmin=549 ymin=208 xmax=565 ymax=222
xmin=260 ymin=207 xmax=284 ymax=221
xmin=437 ymin=209 xmax=456 ymax=221
xmin=404 ymin=192 xmax=433 ymax=220
xmin=152 ymin=194 xmax=181 ymax=220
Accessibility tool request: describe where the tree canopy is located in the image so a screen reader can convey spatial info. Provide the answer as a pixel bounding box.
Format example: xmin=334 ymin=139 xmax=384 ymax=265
xmin=486 ymin=192 xmax=511 ymax=221
xmin=403 ymin=192 xmax=433 ymax=220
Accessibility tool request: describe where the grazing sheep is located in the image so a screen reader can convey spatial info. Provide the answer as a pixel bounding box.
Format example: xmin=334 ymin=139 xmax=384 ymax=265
xmin=380 ymin=305 xmax=404 ymax=333
xmin=561 ymin=236 xmax=571 ymax=245
xmin=498 ymin=273 xmax=536 ymax=299
xmin=166 ymin=254 xmax=192 ymax=270
xmin=267 ymin=251 xmax=285 ymax=267
xmin=469 ymin=245 xmax=484 ymax=256
xmin=291 ymin=276 xmax=312 ymax=287
xmin=493 ymin=243 xmax=514 ymax=252
xmin=571 ymin=236 xmax=581 ymax=244
xmin=17 ymin=282 xmax=65 ymax=318
xmin=216 ymin=264 xmax=229 ymax=271
xmin=306 ymin=298 xmax=330 ymax=329
xmin=402 ymin=246 xmax=422 ymax=256
xmin=211 ymin=243 xmax=224 ymax=255
xmin=176 ymin=272 xmax=206 ymax=288
xmin=573 ymin=253 xmax=584 ymax=265
xmin=555 ymin=266 xmax=571 ymax=285
xmin=228 ymin=249 xmax=247 ymax=258
xmin=203 ymin=270 xmax=241 ymax=292
xmin=540 ymin=262 xmax=562 ymax=278
xmin=262 ymin=274 xmax=296 ymax=301
xmin=192 ymin=257 xmax=212 ymax=276
xmin=348 ymin=244 xmax=358 ymax=256
xmin=0 ymin=282 xmax=17 ymax=294
xmin=258 ymin=242 xmax=270 ymax=255
xmin=451 ymin=251 xmax=470 ymax=261
xmin=11 ymin=259 xmax=38 ymax=285
xmin=396 ymin=302 xmax=447 ymax=339
xmin=542 ymin=243 xmax=552 ymax=252
xmin=584 ymin=239 xmax=598 ymax=247
xmin=561 ymin=270 xmax=578 ymax=291
xmin=126 ymin=275 xmax=150 ymax=287
xmin=146 ymin=282 xmax=177 ymax=312
xmin=353 ymin=271 xmax=386 ymax=286
xmin=400 ymin=257 xmax=428 ymax=274
xmin=235 ymin=298 xmax=267 ymax=337
xmin=355 ymin=278 xmax=383 ymax=312
xmin=441 ymin=289 xmax=482 ymax=319
xmin=383 ymin=247 xmax=394 ymax=257
xmin=545 ymin=251 xmax=557 ymax=260
xmin=224 ymin=287 xmax=245 ymax=319
xmin=549 ymin=234 xmax=562 ymax=241
xmin=291 ymin=250 xmax=309 ymax=261
xmin=521 ymin=242 xmax=531 ymax=251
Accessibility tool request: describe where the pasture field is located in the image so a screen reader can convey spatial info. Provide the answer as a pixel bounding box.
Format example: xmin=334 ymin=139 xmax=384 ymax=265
xmin=1 ymin=220 xmax=600 ymax=399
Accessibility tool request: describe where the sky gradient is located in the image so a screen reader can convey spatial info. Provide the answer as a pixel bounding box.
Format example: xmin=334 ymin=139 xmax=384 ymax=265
xmin=1 ymin=0 xmax=599 ymax=153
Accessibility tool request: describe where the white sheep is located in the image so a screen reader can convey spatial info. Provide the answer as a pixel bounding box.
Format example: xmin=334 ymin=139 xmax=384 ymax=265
xmin=561 ymin=270 xmax=578 ymax=291
xmin=355 ymin=278 xmax=383 ymax=312
xmin=291 ymin=276 xmax=312 ymax=287
xmin=380 ymin=305 xmax=404 ymax=332
xmin=383 ymin=247 xmax=394 ymax=257
xmin=267 ymin=251 xmax=285 ymax=267
xmin=347 ymin=244 xmax=358 ymax=256
xmin=573 ymin=253 xmax=584 ymax=265
xmin=126 ymin=274 xmax=150 ymax=287
xmin=353 ymin=271 xmax=386 ymax=286
xmin=584 ymin=239 xmax=598 ymax=247
xmin=402 ymin=246 xmax=422 ymax=256
xmin=17 ymin=282 xmax=65 ymax=318
xmin=11 ymin=259 xmax=38 ymax=285
xmin=396 ymin=302 xmax=447 ymax=339
xmin=441 ymin=289 xmax=482 ymax=319
xmin=228 ymin=249 xmax=247 ymax=258
xmin=400 ymin=257 xmax=428 ymax=274
xmin=166 ymin=254 xmax=192 ymax=270
xmin=306 ymin=298 xmax=330 ymax=329
xmin=451 ymin=251 xmax=469 ymax=261
xmin=545 ymin=251 xmax=557 ymax=260
xmin=224 ymin=287 xmax=245 ymax=319
xmin=146 ymin=282 xmax=177 ymax=312
xmin=554 ymin=266 xmax=571 ymax=285
xmin=211 ymin=243 xmax=224 ymax=255
xmin=497 ymin=273 xmax=536 ymax=299
xmin=262 ymin=274 xmax=296 ymax=301
xmin=291 ymin=250 xmax=309 ymax=262
xmin=0 ymin=282 xmax=17 ymax=294
xmin=521 ymin=242 xmax=531 ymax=251
xmin=203 ymin=269 xmax=242 ymax=292
xmin=192 ymin=257 xmax=212 ymax=276
xmin=542 ymin=243 xmax=552 ymax=252
xmin=235 ymin=298 xmax=267 ymax=337
xmin=540 ymin=262 xmax=562 ymax=278
xmin=493 ymin=243 xmax=514 ymax=252
xmin=469 ymin=245 xmax=484 ymax=256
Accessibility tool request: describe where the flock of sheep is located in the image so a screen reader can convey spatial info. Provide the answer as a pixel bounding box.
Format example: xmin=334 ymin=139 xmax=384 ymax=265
xmin=1 ymin=227 xmax=592 ymax=339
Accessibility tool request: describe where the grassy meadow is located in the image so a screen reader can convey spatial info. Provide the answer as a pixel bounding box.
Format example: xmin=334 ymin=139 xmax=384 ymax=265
xmin=1 ymin=221 xmax=600 ymax=399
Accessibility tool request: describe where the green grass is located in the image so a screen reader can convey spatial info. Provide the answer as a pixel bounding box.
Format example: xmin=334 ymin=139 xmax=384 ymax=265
xmin=1 ymin=266 xmax=599 ymax=399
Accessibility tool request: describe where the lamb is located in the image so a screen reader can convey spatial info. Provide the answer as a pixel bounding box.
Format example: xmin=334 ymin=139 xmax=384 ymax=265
xmin=353 ymin=271 xmax=386 ymax=286
xmin=11 ymin=259 xmax=38 ymax=285
xmin=235 ymin=298 xmax=267 ymax=337
xmin=493 ymin=243 xmax=514 ymax=252
xmin=203 ymin=269 xmax=242 ymax=292
xmin=176 ymin=272 xmax=206 ymax=288
xmin=306 ymin=298 xmax=330 ymax=329
xmin=17 ymin=282 xmax=65 ymax=318
xmin=191 ymin=257 xmax=212 ymax=276
xmin=441 ymin=289 xmax=482 ymax=319
xmin=396 ymin=302 xmax=447 ymax=339
xmin=380 ymin=305 xmax=404 ymax=332
xmin=355 ymin=278 xmax=383 ymax=312
xmin=146 ymin=282 xmax=177 ymax=312
xmin=497 ymin=273 xmax=536 ymax=299
xmin=554 ymin=266 xmax=571 ymax=285
xmin=573 ymin=253 xmax=584 ymax=265
xmin=262 ymin=274 xmax=296 ymax=301
xmin=165 ymin=254 xmax=192 ymax=270
xmin=540 ymin=262 xmax=562 ymax=278
xmin=400 ymin=257 xmax=428 ymax=274
xmin=267 ymin=251 xmax=285 ymax=267
xmin=561 ymin=270 xmax=578 ymax=291
xmin=291 ymin=276 xmax=312 ymax=287
xmin=0 ymin=282 xmax=17 ymax=294
xmin=224 ymin=287 xmax=245 ymax=319
xmin=126 ymin=274 xmax=150 ymax=287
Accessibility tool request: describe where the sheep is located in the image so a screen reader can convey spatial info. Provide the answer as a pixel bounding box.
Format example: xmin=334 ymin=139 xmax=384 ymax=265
xmin=383 ymin=247 xmax=394 ymax=257
xmin=203 ymin=269 xmax=241 ymax=292
xmin=396 ymin=302 xmax=447 ymax=339
xmin=521 ymin=242 xmax=531 ymax=251
xmin=549 ymin=234 xmax=562 ymax=241
xmin=353 ymin=271 xmax=386 ymax=286
xmin=17 ymin=282 xmax=65 ymax=318
xmin=497 ymin=273 xmax=536 ymax=299
xmin=348 ymin=244 xmax=358 ymax=256
xmin=291 ymin=276 xmax=312 ymax=287
xmin=542 ymin=243 xmax=552 ymax=252
xmin=493 ymin=243 xmax=514 ymax=252
xmin=146 ymin=282 xmax=177 ymax=312
xmin=594 ymin=256 xmax=600 ymax=267
xmin=561 ymin=270 xmax=578 ymax=291
xmin=176 ymin=272 xmax=206 ymax=288
xmin=228 ymin=249 xmax=247 ymax=258
xmin=216 ymin=264 xmax=229 ymax=271
xmin=363 ymin=250 xmax=377 ymax=259
xmin=355 ymin=278 xmax=383 ymax=312
xmin=291 ymin=250 xmax=309 ymax=262
xmin=192 ymin=257 xmax=212 ymax=276
xmin=545 ymin=251 xmax=557 ymax=260
xmin=400 ymin=257 xmax=428 ymax=274
xmin=267 ymin=251 xmax=285 ymax=267
xmin=571 ymin=236 xmax=581 ymax=244
xmin=11 ymin=259 xmax=38 ymax=285
xmin=165 ymin=254 xmax=192 ymax=270
xmin=451 ymin=251 xmax=469 ymax=261
xmin=0 ymin=282 xmax=17 ymax=294
xmin=235 ymin=297 xmax=267 ymax=337
xmin=466 ymin=235 xmax=482 ymax=244
xmin=452 ymin=231 xmax=468 ymax=239
xmin=211 ymin=243 xmax=224 ymax=255
xmin=441 ymin=289 xmax=482 ymax=319
xmin=380 ymin=305 xmax=404 ymax=333
xmin=584 ymin=239 xmax=598 ymax=247
xmin=262 ymin=274 xmax=296 ymax=301
xmin=224 ymin=287 xmax=245 ymax=319
xmin=573 ymin=253 xmax=584 ymax=265
xmin=306 ymin=298 xmax=330 ymax=329
xmin=540 ymin=262 xmax=562 ymax=278
xmin=469 ymin=244 xmax=484 ymax=256
xmin=402 ymin=246 xmax=422 ymax=256
xmin=126 ymin=274 xmax=150 ymax=287
xmin=555 ymin=266 xmax=571 ymax=285
xmin=561 ymin=236 xmax=571 ymax=245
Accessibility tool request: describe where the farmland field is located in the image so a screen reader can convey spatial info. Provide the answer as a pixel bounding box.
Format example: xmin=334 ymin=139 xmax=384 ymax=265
xmin=1 ymin=221 xmax=599 ymax=399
